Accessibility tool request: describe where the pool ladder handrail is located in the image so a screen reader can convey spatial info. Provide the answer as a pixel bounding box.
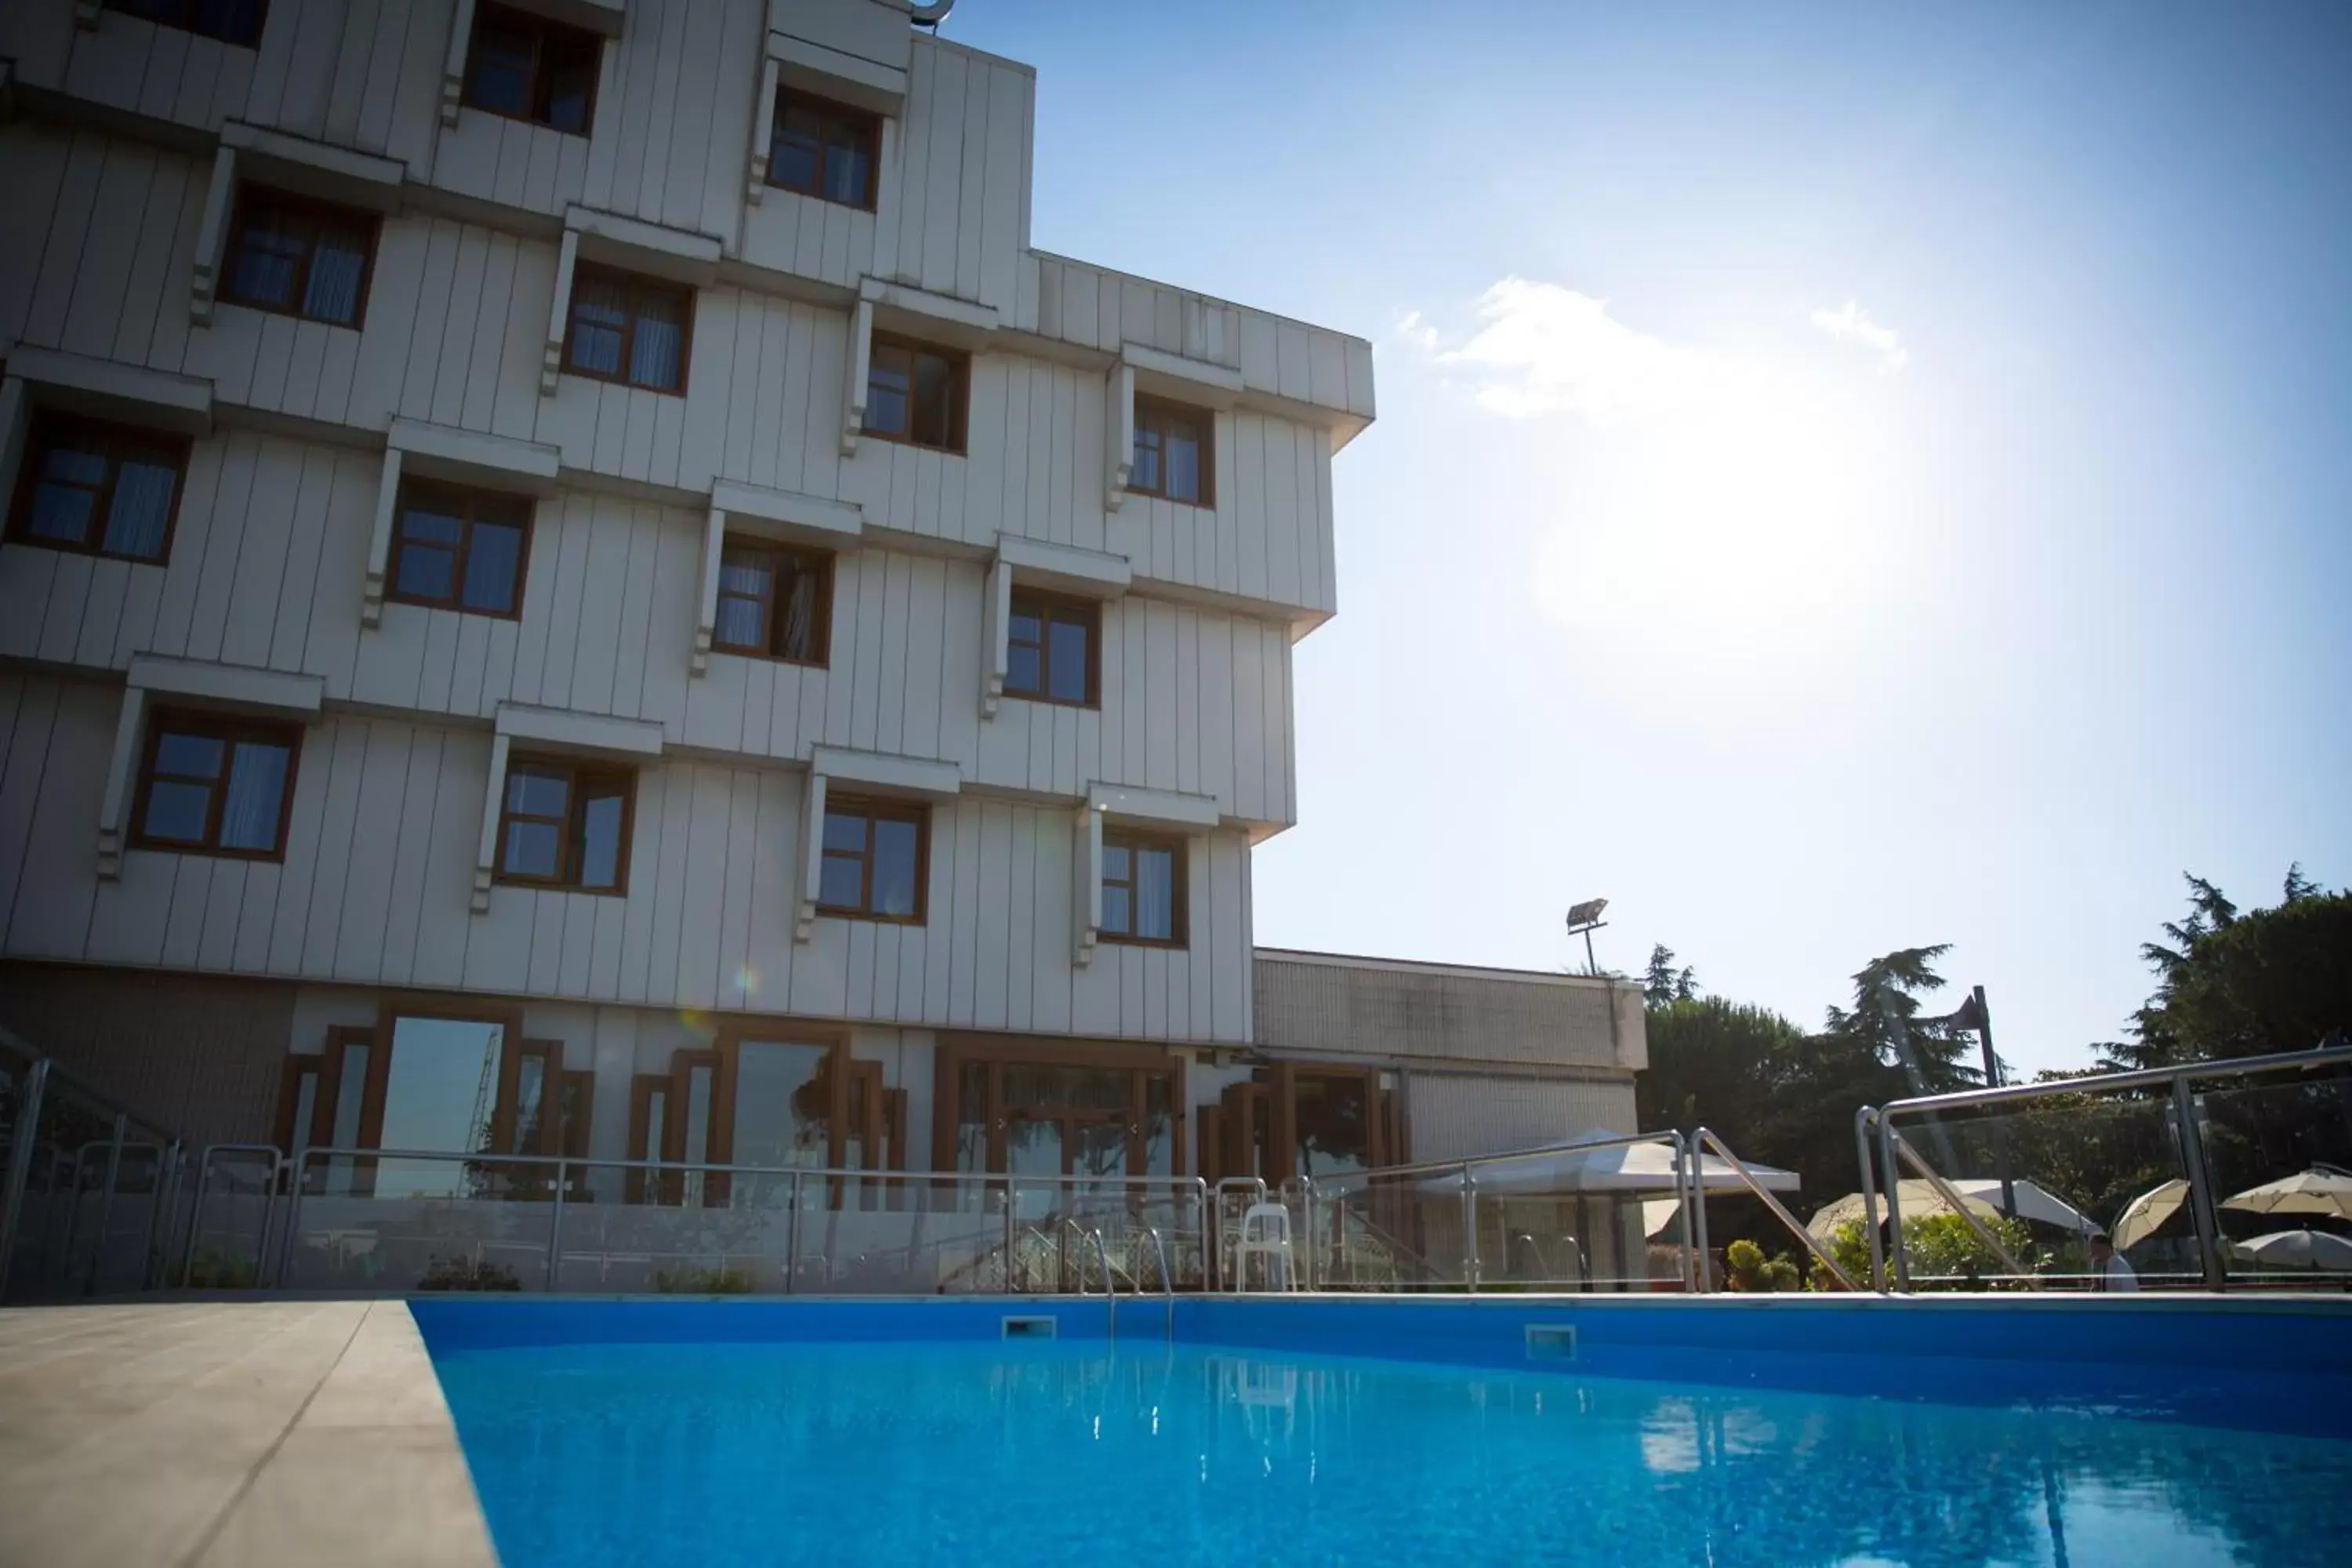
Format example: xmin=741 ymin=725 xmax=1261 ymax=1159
xmin=1144 ymin=1226 xmax=1175 ymax=1342
xmin=1075 ymin=1226 xmax=1116 ymax=1338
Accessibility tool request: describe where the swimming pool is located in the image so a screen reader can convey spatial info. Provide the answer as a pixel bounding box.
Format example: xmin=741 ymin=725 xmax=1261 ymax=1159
xmin=417 ymin=1296 xmax=2352 ymax=1567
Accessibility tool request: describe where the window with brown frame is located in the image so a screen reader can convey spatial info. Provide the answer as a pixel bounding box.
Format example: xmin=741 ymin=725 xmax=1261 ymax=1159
xmin=1130 ymin=397 xmax=1213 ymax=506
xmin=564 ymin=265 xmax=692 ymax=394
xmin=625 ymin=1072 xmax=671 ymax=1204
xmin=713 ymin=539 xmax=831 ymax=665
xmin=933 ymin=1036 xmax=1185 ymax=1181
xmin=1004 ymin=590 xmax=1095 ymax=707
xmin=816 ymin=794 xmax=927 ymax=924
xmin=221 ymin=187 xmax=377 ymax=328
xmin=274 ymin=1054 xmax=321 ymax=1156
xmin=494 ymin=756 xmax=634 ymax=894
xmin=386 ymin=481 xmax=532 ymax=618
xmin=5 ymin=412 xmax=187 ymax=564
xmin=463 ymin=2 xmax=601 ymax=135
xmin=1102 ymin=829 xmax=1185 ymax=947
xmin=106 ymin=0 xmax=267 ymax=49
xmin=768 ymin=89 xmax=880 ymax=209
xmin=130 ymin=709 xmax=302 ymax=860
xmin=1205 ymin=1065 xmax=1402 ymax=1188
xmin=863 ymin=336 xmax=965 ymax=452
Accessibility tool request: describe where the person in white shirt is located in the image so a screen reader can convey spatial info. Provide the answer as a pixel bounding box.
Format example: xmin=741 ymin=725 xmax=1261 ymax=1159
xmin=2087 ymin=1229 xmax=2140 ymax=1292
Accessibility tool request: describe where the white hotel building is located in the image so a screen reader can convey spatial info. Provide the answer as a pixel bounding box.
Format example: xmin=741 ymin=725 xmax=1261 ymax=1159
xmin=0 ymin=0 xmax=1642 ymax=1239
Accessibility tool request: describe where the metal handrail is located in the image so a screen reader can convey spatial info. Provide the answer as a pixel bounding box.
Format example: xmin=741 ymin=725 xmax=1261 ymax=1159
xmin=0 ymin=1030 xmax=182 ymax=1301
xmin=1875 ymin=1043 xmax=2352 ymax=1120
xmin=1145 ymin=1226 xmax=1175 ymax=1341
xmin=1211 ymin=1176 xmax=1269 ymax=1290
xmin=1689 ymin=1127 xmax=1861 ymax=1293
xmin=1884 ymin=1126 xmax=2030 ymax=1287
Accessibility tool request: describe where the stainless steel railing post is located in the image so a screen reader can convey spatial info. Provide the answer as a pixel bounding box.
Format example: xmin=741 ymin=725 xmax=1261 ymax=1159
xmin=91 ymin=1114 xmax=127 ymax=1295
xmin=785 ymin=1169 xmax=803 ymax=1295
xmin=543 ymin=1157 xmax=568 ymax=1293
xmin=1878 ymin=1113 xmax=1907 ymax=1291
xmin=142 ymin=1138 xmax=180 ymax=1290
xmin=1885 ymin=1128 xmax=2029 ymax=1282
xmin=275 ymin=1148 xmax=310 ymax=1289
xmin=2173 ymin=1076 xmax=2226 ymax=1290
xmin=1002 ymin=1177 xmax=1017 ymax=1294
xmin=1460 ymin=1165 xmax=1478 ymax=1290
xmin=1691 ymin=1140 xmax=1712 ymax=1293
xmin=1693 ymin=1128 xmax=1860 ymax=1292
xmin=1670 ymin=1131 xmax=1694 ymax=1294
xmin=1854 ymin=1107 xmax=1886 ymax=1291
xmin=0 ymin=1057 xmax=49 ymax=1301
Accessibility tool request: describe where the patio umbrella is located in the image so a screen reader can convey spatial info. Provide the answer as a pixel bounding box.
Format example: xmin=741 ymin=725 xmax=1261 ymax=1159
xmin=1808 ymin=1181 xmax=1999 ymax=1240
xmin=2111 ymin=1178 xmax=2190 ymax=1250
xmin=1806 ymin=1178 xmax=2092 ymax=1239
xmin=2230 ymin=1228 xmax=2352 ymax=1272
xmin=2222 ymin=1168 xmax=2352 ymax=1222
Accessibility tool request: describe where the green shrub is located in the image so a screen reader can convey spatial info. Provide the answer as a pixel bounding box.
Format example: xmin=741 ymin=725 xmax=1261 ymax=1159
xmin=416 ymin=1254 xmax=521 ymax=1292
xmin=654 ymin=1266 xmax=753 ymax=1294
xmin=183 ymin=1248 xmax=259 ymax=1289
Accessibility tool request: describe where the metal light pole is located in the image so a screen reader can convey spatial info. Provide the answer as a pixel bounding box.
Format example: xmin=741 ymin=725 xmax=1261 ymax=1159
xmin=1967 ymin=985 xmax=2017 ymax=1223
xmin=1565 ymin=898 xmax=1610 ymax=976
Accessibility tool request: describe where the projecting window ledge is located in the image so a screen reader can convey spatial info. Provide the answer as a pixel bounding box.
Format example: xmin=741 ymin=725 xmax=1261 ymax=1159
xmin=768 ymin=29 xmax=909 ymax=118
xmin=796 ymin=747 xmax=958 ymax=938
xmin=565 ymin=204 xmax=724 ymax=285
xmin=494 ymin=702 xmax=663 ymax=760
xmin=1122 ymin=340 xmax=1246 ymax=404
xmin=365 ymin=424 xmax=560 ymax=627
xmin=1087 ymin=782 xmax=1221 ymax=833
xmin=220 ymin=121 xmax=405 ymax=212
xmin=694 ymin=483 xmax=859 ymax=673
xmin=100 ymin=660 xmax=325 ymax=880
xmin=3 ymin=348 xmax=212 ymax=436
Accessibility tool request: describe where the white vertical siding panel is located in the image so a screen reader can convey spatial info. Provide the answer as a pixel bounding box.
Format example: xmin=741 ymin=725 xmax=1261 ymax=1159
xmin=1263 ymin=417 xmax=1302 ymax=608
xmin=0 ymin=681 xmax=63 ymax=951
xmin=298 ymin=718 xmax=371 ymax=976
xmin=0 ymin=131 xmax=71 ymax=346
xmin=72 ymin=562 xmax=130 ymax=671
xmin=376 ymin=726 xmax=443 ymax=985
xmin=1029 ymin=808 xmax=1073 ymax=1033
xmin=303 ymin=452 xmax=376 ymax=701
xmin=1174 ymin=611 xmax=1200 ymax=797
xmin=743 ymin=768 xmax=798 ymax=1011
xmin=978 ymin=64 xmax=1025 ymax=314
xmin=893 ymin=45 xmax=931 ymax=285
xmin=1003 ymin=804 xmax=1035 ymax=1029
xmin=608 ymin=510 xmax=658 ymax=722
xmin=535 ymin=496 xmax=593 ymax=711
xmin=431 ymin=227 xmax=492 ymax=426
xmin=24 ymin=134 xmax=106 ymax=351
xmin=219 ymin=445 xmax=297 ymax=670
xmin=972 ymin=800 xmax=1011 ymax=1028
xmin=397 ymin=220 xmax=462 ymax=421
xmin=1145 ymin=597 xmax=1178 ymax=791
xmin=181 ymin=437 xmax=259 ymax=664
xmin=614 ymin=764 xmax=666 ymax=1002
xmin=158 ymin=858 xmax=215 ymax=971
xmin=261 ymin=718 xmax=335 ymax=973
xmin=1229 ymin=623 xmax=1265 ymax=822
xmin=60 ymin=144 xmax=151 ymax=361
xmin=873 ymin=554 xmax=909 ymax=755
xmin=1197 ymin=615 xmax=1234 ymax=815
xmin=346 ymin=218 xmax=426 ymax=431
xmin=331 ymin=721 xmax=411 ymax=982
xmin=555 ymin=894 xmax=599 ymax=997
xmin=661 ymin=0 xmax=720 ymax=233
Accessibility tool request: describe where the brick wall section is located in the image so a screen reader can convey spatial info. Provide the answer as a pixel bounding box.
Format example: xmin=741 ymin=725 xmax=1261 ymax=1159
xmin=0 ymin=963 xmax=295 ymax=1152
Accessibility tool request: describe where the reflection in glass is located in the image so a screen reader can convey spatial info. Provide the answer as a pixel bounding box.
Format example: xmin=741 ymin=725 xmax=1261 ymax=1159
xmin=731 ymin=1041 xmax=831 ymax=1180
xmin=376 ymin=1018 xmax=505 ymax=1198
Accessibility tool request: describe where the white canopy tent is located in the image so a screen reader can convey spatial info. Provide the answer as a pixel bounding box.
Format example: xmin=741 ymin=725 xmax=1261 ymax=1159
xmin=1414 ymin=1134 xmax=1800 ymax=1198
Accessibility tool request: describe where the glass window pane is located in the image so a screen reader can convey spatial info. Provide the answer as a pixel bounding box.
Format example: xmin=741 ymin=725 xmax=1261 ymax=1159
xmin=778 ymin=566 xmax=822 ymax=662
xmin=771 ymin=128 xmax=820 ymax=191
xmin=103 ymin=459 xmax=177 ymax=559
xmin=1047 ymin=617 xmax=1089 ymax=703
xmin=872 ymin=818 xmax=920 ymax=916
xmin=140 ymin=779 xmax=212 ymax=842
xmin=578 ymin=789 xmax=625 ymax=889
xmin=1132 ymin=426 xmax=1161 ymax=492
xmin=40 ymin=445 xmax=107 ymax=487
xmin=330 ymin=1045 xmax=369 ymax=1146
xmin=1009 ymin=611 xmax=1041 ymax=645
xmin=27 ymin=484 xmax=96 ymax=545
xmin=731 ymin=1040 xmax=832 ymax=1172
xmin=394 ymin=543 xmax=456 ymax=601
xmin=630 ymin=312 xmax=683 ymax=390
xmin=713 ymin=595 xmax=764 ymax=650
xmin=822 ymin=811 xmax=867 ymax=853
xmin=1134 ymin=846 xmax=1175 ymax=941
xmin=461 ymin=522 xmax=524 ymax=612
xmin=217 ymin=742 xmax=290 ymax=851
xmin=1073 ymin=1120 xmax=1127 ymax=1181
xmin=1101 ymin=883 xmax=1131 ymax=936
xmin=470 ymin=26 xmax=535 ymax=115
xmin=568 ymin=283 xmax=627 ymax=375
xmin=230 ymin=223 xmax=303 ymax=308
xmin=1102 ymin=844 xmax=1130 ymax=882
xmin=512 ymin=1055 xmax=546 ymax=1155
xmin=718 ymin=556 xmax=772 ymax=597
xmin=376 ymin=1018 xmax=506 ymax=1196
xmin=503 ymin=818 xmax=561 ymax=878
xmin=401 ymin=505 xmax=463 ymax=546
xmin=865 ymin=361 xmax=909 ymax=435
xmin=542 ymin=41 xmax=597 ymax=132
xmin=826 ymin=140 xmax=871 ymax=206
xmin=155 ymin=732 xmax=226 ymax=779
xmin=1005 ymin=643 xmax=1040 ymax=695
xmin=1005 ymin=1116 xmax=1062 ymax=1180
xmin=507 ymin=768 xmax=568 ymax=818
xmin=818 ymin=853 xmax=864 ymax=909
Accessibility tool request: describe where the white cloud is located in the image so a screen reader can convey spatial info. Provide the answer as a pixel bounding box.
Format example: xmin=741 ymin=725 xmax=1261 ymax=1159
xmin=1808 ymin=299 xmax=1910 ymax=372
xmin=1432 ymin=278 xmax=1756 ymax=426
xmin=1392 ymin=308 xmax=1439 ymax=353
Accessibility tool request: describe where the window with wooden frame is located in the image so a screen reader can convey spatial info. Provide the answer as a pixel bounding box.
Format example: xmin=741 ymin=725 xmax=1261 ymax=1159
xmin=105 ymin=0 xmax=267 ymax=49
xmin=220 ymin=187 xmax=377 ymax=328
xmin=1004 ymin=590 xmax=1096 ymax=708
xmin=1102 ymin=829 xmax=1185 ymax=947
xmin=463 ymin=1 xmax=601 ymax=135
xmin=274 ymin=1054 xmax=321 ymax=1156
xmin=1130 ymin=397 xmax=1213 ymax=506
xmin=817 ymin=794 xmax=927 ymax=924
xmin=863 ymin=336 xmax=965 ymax=452
xmin=130 ymin=708 xmax=303 ymax=860
xmin=386 ymin=481 xmax=532 ymax=618
xmin=1205 ymin=1065 xmax=1399 ymax=1186
xmin=495 ymin=756 xmax=634 ymax=895
xmin=932 ymin=1036 xmax=1185 ymax=1180
xmin=5 ymin=412 xmax=187 ymax=564
xmin=563 ymin=265 xmax=692 ymax=394
xmin=768 ymin=89 xmax=880 ymax=209
xmin=713 ymin=539 xmax=831 ymax=666
xmin=625 ymin=1072 xmax=671 ymax=1204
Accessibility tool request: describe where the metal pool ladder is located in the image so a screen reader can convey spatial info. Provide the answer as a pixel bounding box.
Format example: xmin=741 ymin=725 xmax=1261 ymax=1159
xmin=1077 ymin=1227 xmax=1116 ymax=1338
xmin=1145 ymin=1226 xmax=1176 ymax=1342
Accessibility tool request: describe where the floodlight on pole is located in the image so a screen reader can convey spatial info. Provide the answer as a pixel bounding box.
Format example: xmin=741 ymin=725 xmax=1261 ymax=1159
xmin=1565 ymin=898 xmax=1610 ymax=975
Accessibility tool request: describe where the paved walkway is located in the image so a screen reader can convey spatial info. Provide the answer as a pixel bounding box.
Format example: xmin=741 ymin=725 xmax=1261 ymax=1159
xmin=0 ymin=1299 xmax=496 ymax=1568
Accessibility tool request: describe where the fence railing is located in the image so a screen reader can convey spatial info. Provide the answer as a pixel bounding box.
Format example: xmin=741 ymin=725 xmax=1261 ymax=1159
xmin=258 ymin=1146 xmax=1209 ymax=1298
xmin=1857 ymin=1044 xmax=2352 ymax=1294
xmin=0 ymin=1026 xmax=186 ymax=1302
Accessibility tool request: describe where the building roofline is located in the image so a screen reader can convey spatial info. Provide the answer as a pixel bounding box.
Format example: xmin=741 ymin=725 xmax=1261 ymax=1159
xmin=1254 ymin=948 xmax=1634 ymax=992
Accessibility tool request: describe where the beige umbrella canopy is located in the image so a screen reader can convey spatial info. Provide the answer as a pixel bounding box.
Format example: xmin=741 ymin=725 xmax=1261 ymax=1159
xmin=2111 ymin=1178 xmax=2190 ymax=1250
xmin=1807 ymin=1178 xmax=2092 ymax=1240
xmin=2231 ymin=1228 xmax=2352 ymax=1271
xmin=2222 ymin=1167 xmax=2352 ymax=1221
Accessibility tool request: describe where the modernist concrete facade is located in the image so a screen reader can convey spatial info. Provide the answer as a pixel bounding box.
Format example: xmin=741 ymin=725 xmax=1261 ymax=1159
xmin=0 ymin=0 xmax=1637 ymax=1215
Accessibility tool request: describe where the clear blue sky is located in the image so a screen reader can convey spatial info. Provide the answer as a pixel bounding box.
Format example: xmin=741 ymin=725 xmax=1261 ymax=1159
xmin=943 ymin=2 xmax=2352 ymax=1076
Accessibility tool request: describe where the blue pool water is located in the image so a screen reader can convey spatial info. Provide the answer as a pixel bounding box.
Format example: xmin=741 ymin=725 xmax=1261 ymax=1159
xmin=419 ymin=1299 xmax=2352 ymax=1568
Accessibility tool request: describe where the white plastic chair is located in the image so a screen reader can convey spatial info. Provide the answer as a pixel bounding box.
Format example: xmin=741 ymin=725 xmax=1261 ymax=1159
xmin=1232 ymin=1202 xmax=1295 ymax=1291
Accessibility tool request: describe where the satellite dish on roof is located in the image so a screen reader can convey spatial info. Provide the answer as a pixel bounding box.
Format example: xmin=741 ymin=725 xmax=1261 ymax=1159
xmin=910 ymin=0 xmax=956 ymax=26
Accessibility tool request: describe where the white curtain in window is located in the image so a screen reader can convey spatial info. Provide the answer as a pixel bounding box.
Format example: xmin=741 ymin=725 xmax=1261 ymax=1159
xmin=1134 ymin=848 xmax=1173 ymax=940
xmin=780 ymin=568 xmax=818 ymax=657
xmin=103 ymin=461 xmax=176 ymax=557
xmin=217 ymin=742 xmax=289 ymax=851
xmin=304 ymin=241 xmax=366 ymax=325
xmin=631 ymin=315 xmax=683 ymax=388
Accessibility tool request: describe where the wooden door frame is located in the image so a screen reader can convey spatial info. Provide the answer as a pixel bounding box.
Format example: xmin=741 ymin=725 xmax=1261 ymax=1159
xmin=930 ymin=1034 xmax=1188 ymax=1179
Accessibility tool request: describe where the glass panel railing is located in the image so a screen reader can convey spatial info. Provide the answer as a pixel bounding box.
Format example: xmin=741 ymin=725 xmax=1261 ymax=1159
xmin=2192 ymin=1066 xmax=2352 ymax=1291
xmin=281 ymin=1153 xmax=562 ymax=1292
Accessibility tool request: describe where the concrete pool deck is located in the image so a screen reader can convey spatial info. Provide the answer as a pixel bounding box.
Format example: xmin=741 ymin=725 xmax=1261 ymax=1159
xmin=0 ymin=1300 xmax=495 ymax=1568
